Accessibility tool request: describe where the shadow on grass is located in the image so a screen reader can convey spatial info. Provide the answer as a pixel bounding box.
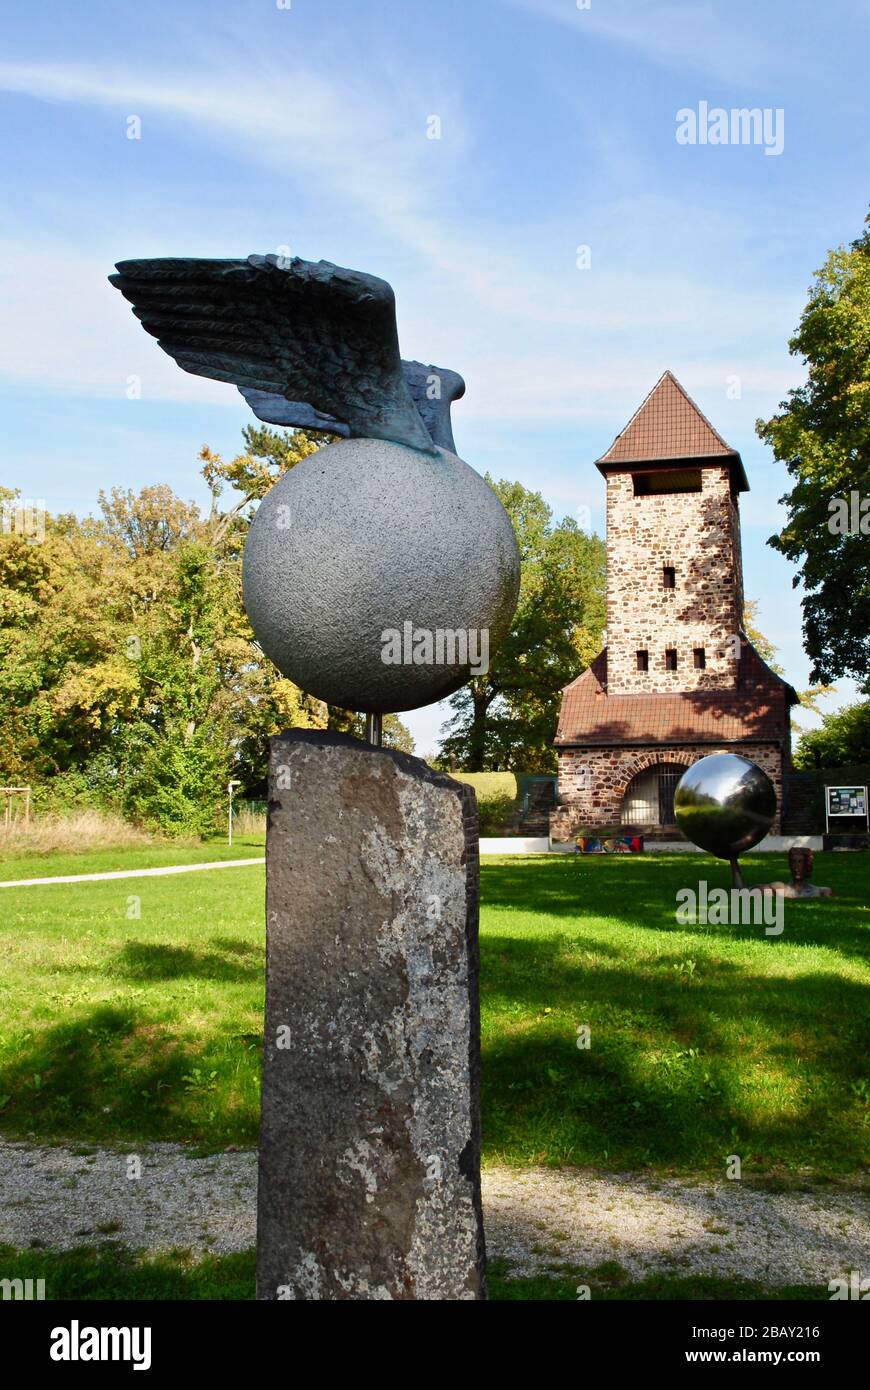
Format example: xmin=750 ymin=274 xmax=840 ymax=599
xmin=0 ymin=1005 xmax=260 ymax=1145
xmin=487 ymin=1261 xmax=828 ymax=1301
xmin=0 ymin=1244 xmax=830 ymax=1300
xmin=481 ymin=930 xmax=870 ymax=1170
xmin=480 ymin=854 xmax=870 ymax=962
xmin=110 ymin=939 xmax=263 ymax=983
xmin=0 ymin=1243 xmax=255 ymax=1300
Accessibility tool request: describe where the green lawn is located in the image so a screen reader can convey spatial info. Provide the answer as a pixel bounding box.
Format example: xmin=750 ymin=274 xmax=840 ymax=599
xmin=0 ymin=835 xmax=264 ymax=882
xmin=0 ymin=852 xmax=868 ymax=1177
xmin=0 ymin=1244 xmax=828 ymax=1301
xmin=480 ymin=854 xmax=870 ymax=1175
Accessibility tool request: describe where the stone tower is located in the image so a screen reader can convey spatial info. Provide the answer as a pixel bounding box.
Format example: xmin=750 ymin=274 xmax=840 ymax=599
xmin=551 ymin=372 xmax=797 ymax=840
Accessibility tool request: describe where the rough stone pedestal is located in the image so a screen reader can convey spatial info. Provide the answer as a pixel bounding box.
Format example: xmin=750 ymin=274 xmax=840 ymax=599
xmin=257 ymin=729 xmax=486 ymax=1300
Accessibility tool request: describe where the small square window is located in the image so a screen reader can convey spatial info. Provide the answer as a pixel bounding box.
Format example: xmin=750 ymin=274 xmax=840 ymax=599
xmin=636 ymin=650 xmax=649 ymax=672
xmin=693 ymin=647 xmax=706 ymax=669
xmin=663 ymin=566 xmax=676 ymax=589
xmin=665 ymin=649 xmax=678 ymax=671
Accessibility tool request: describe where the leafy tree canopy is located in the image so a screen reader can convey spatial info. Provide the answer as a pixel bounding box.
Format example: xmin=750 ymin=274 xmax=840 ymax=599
xmin=436 ymin=478 xmax=606 ymax=772
xmin=793 ymin=700 xmax=870 ymax=769
xmin=0 ymin=427 xmax=410 ymax=833
xmin=758 ymin=211 xmax=870 ymax=689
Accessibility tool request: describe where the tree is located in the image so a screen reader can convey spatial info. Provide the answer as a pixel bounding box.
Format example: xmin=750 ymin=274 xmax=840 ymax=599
xmin=743 ymin=598 xmax=834 ymax=731
xmin=758 ymin=212 xmax=870 ymax=689
xmin=200 ymin=427 xmax=414 ymax=763
xmin=0 ymin=502 xmax=142 ymax=790
xmin=794 ymin=700 xmax=870 ymax=769
xmin=437 ymin=479 xmax=606 ymax=771
xmin=0 ymin=424 xmax=413 ymax=832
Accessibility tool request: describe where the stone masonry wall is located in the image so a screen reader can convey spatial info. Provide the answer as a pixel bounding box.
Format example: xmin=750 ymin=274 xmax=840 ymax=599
xmin=605 ymin=466 xmax=743 ymax=694
xmin=550 ymin=742 xmax=785 ymax=840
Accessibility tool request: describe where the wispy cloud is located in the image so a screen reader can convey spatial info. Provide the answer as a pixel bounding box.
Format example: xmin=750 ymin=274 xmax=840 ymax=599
xmin=500 ymin=0 xmax=813 ymax=84
xmin=0 ymin=56 xmax=802 ymax=429
xmin=0 ymin=57 xmax=465 ymax=269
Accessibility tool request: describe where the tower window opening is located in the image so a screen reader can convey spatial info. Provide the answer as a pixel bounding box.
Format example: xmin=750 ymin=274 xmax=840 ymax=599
xmin=663 ymin=565 xmax=676 ymax=589
xmin=693 ymin=647 xmax=706 ymax=669
xmin=633 ymin=469 xmax=702 ymax=496
xmin=636 ymin=649 xmax=649 ymax=672
xmin=665 ymin=649 xmax=678 ymax=671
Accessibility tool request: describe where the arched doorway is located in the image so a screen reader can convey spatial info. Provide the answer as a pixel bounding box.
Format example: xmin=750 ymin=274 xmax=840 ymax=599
xmin=621 ymin=763 xmax=684 ymax=830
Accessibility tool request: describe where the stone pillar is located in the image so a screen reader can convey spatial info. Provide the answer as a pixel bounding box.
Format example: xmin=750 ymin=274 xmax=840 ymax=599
xmin=257 ymin=730 xmax=486 ymax=1300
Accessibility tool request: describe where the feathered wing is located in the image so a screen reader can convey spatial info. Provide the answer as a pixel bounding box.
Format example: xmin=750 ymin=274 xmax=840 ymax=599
xmin=240 ymin=361 xmax=465 ymax=451
xmin=109 ymin=254 xmax=435 ymax=452
xmin=401 ymin=361 xmax=466 ymax=453
xmin=237 ymin=388 xmax=351 ymax=437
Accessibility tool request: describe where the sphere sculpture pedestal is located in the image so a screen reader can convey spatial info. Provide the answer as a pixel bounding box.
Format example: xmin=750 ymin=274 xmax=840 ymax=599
xmin=257 ymin=730 xmax=486 ymax=1300
xmin=109 ymin=251 xmax=519 ymax=1300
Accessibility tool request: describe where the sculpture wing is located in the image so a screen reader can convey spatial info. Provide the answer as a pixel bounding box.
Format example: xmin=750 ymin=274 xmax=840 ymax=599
xmin=237 ymin=388 xmax=351 ymax=437
xmin=401 ymin=361 xmax=466 ymax=453
xmin=109 ymin=254 xmax=435 ymax=452
xmin=240 ymin=361 xmax=466 ymax=451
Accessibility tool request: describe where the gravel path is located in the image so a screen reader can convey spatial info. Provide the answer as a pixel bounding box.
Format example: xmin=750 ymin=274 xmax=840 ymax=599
xmin=2 ymin=1139 xmax=867 ymax=1287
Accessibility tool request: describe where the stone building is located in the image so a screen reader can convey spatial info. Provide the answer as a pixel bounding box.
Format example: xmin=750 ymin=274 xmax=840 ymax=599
xmin=550 ymin=371 xmax=798 ymax=840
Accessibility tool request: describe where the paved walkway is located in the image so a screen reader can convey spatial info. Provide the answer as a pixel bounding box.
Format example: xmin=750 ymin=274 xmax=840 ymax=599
xmin=1 ymin=1139 xmax=866 ymax=1288
xmin=0 ymin=858 xmax=264 ymax=889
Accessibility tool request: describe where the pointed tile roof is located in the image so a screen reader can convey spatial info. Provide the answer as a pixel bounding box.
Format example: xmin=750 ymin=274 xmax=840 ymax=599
xmin=555 ymin=644 xmax=797 ymax=748
xmin=596 ymin=371 xmax=748 ymax=489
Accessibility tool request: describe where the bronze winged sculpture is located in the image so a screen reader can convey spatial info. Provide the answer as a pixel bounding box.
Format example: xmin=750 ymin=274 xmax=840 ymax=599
xmin=110 ymin=253 xmax=520 ymax=717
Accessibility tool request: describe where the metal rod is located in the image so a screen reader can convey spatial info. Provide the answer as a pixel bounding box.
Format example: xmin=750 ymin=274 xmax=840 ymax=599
xmin=365 ymin=713 xmax=383 ymax=747
xmin=729 ymin=856 xmax=745 ymax=890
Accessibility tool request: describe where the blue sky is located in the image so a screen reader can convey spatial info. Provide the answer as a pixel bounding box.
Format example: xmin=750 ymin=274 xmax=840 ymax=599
xmin=1 ymin=0 xmax=867 ymax=753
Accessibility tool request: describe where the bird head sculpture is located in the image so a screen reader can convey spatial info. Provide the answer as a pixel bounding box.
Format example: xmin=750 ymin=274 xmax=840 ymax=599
xmin=109 ymin=253 xmax=520 ymax=714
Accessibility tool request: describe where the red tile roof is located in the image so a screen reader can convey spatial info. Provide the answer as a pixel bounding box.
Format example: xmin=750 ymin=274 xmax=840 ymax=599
xmin=597 ymin=370 xmax=739 ymax=465
xmin=555 ymin=645 xmax=797 ymax=747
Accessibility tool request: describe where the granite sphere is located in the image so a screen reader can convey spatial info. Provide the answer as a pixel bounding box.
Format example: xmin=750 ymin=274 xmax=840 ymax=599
xmin=674 ymin=753 xmax=777 ymax=859
xmin=242 ymin=437 xmax=521 ymax=712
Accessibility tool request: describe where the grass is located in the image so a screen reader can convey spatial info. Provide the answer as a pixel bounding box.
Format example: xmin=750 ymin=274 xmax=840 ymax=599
xmin=0 ymin=833 xmax=265 ymax=881
xmin=0 ymin=1245 xmax=829 ymax=1300
xmin=0 ymin=854 xmax=267 ymax=1147
xmin=0 ymin=809 xmax=159 ymax=859
xmin=452 ymin=771 xmax=519 ymax=833
xmin=229 ymin=808 xmax=266 ymax=839
xmin=479 ymin=854 xmax=870 ymax=1175
xmin=452 ymin=771 xmax=518 ymax=799
xmin=0 ymin=1243 xmax=255 ymax=1301
xmin=0 ymin=852 xmax=867 ymax=1177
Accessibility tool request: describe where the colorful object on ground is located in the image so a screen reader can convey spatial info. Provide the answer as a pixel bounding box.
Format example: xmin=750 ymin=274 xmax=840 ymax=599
xmin=576 ymin=835 xmax=644 ymax=854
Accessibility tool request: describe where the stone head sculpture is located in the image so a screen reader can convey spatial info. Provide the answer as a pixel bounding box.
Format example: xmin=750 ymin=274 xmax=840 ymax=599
xmin=110 ymin=255 xmax=520 ymax=715
xmin=788 ymin=845 xmax=812 ymax=885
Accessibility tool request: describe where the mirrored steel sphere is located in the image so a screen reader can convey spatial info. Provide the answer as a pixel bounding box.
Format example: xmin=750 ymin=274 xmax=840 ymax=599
xmin=674 ymin=754 xmax=776 ymax=859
